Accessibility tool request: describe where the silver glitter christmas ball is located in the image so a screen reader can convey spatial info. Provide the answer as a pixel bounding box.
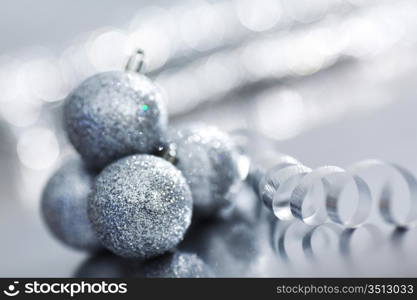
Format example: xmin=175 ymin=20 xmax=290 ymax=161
xmin=170 ymin=124 xmax=241 ymax=218
xmin=64 ymin=71 xmax=168 ymax=170
xmin=41 ymin=157 xmax=101 ymax=251
xmin=89 ymin=154 xmax=193 ymax=259
xmin=141 ymin=252 xmax=214 ymax=278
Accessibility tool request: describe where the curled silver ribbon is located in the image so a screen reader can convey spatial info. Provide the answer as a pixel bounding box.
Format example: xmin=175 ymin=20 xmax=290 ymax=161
xmin=255 ymin=155 xmax=417 ymax=228
xmin=324 ymin=170 xmax=373 ymax=228
xmin=290 ymin=166 xmax=345 ymax=226
xmin=349 ymin=160 xmax=417 ymax=229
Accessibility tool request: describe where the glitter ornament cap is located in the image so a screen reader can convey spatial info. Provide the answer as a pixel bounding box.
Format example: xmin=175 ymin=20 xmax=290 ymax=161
xmin=170 ymin=124 xmax=241 ymax=218
xmin=89 ymin=154 xmax=193 ymax=259
xmin=41 ymin=157 xmax=101 ymax=251
xmin=64 ymin=70 xmax=168 ymax=170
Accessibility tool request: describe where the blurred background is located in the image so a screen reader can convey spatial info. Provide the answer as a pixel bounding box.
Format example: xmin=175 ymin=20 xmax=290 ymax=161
xmin=0 ymin=0 xmax=417 ymax=277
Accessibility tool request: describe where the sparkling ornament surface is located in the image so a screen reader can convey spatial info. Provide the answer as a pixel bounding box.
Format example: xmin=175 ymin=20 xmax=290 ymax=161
xmin=141 ymin=252 xmax=213 ymax=278
xmin=64 ymin=71 xmax=168 ymax=169
xmin=89 ymin=154 xmax=193 ymax=259
xmin=170 ymin=124 xmax=241 ymax=217
xmin=41 ymin=158 xmax=101 ymax=251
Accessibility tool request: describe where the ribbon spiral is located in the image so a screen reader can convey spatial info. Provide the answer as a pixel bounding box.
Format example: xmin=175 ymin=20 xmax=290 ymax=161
xmin=252 ymin=155 xmax=417 ymax=229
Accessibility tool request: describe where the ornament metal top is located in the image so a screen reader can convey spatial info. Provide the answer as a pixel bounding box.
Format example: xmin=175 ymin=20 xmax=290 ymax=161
xmin=64 ymin=50 xmax=168 ymax=170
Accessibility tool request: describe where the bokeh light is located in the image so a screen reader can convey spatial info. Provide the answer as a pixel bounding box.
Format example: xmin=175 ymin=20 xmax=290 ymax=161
xmin=17 ymin=127 xmax=59 ymax=170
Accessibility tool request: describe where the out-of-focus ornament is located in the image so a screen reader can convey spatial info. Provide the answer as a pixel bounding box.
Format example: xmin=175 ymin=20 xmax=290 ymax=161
xmin=41 ymin=157 xmax=101 ymax=251
xmin=141 ymin=252 xmax=214 ymax=278
xmin=169 ymin=124 xmax=241 ymax=218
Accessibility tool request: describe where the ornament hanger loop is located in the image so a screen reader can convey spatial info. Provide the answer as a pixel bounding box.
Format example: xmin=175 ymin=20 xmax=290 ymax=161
xmin=125 ymin=49 xmax=146 ymax=73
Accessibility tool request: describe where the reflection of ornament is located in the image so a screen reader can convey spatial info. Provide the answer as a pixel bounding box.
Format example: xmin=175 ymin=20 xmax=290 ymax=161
xmin=89 ymin=154 xmax=192 ymax=259
xmin=74 ymin=251 xmax=129 ymax=278
xmin=169 ymin=124 xmax=241 ymax=218
xmin=64 ymin=51 xmax=167 ymax=169
xmin=141 ymin=252 xmax=213 ymax=278
xmin=41 ymin=158 xmax=101 ymax=251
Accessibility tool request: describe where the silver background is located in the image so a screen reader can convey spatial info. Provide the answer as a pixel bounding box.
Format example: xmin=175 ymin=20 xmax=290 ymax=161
xmin=0 ymin=0 xmax=416 ymax=277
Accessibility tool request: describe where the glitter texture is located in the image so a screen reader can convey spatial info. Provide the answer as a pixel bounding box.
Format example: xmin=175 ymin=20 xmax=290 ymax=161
xmin=41 ymin=157 xmax=101 ymax=251
xmin=170 ymin=124 xmax=241 ymax=217
xmin=64 ymin=71 xmax=168 ymax=170
xmin=89 ymin=154 xmax=193 ymax=259
xmin=141 ymin=252 xmax=214 ymax=278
